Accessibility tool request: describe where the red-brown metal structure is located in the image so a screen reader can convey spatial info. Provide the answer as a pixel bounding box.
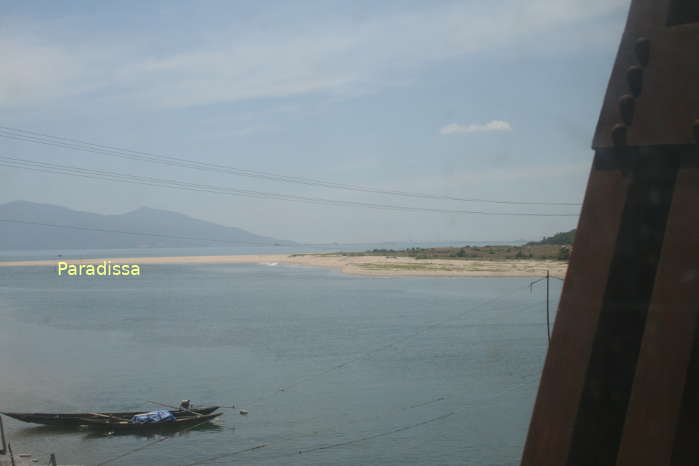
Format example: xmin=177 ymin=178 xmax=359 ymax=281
xmin=521 ymin=1 xmax=699 ymax=465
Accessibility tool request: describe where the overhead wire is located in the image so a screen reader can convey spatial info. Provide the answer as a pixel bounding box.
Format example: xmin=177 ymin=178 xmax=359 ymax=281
xmin=0 ymin=142 xmax=566 ymax=463
xmin=182 ymin=411 xmax=456 ymax=466
xmin=185 ymin=377 xmax=539 ymax=466
xmin=182 ymin=395 xmax=450 ymax=465
xmin=0 ymin=155 xmax=579 ymax=217
xmin=239 ymin=395 xmax=450 ymax=449
xmin=0 ymin=125 xmax=582 ymax=207
xmin=1 ymin=129 xmax=570 ymax=463
xmin=180 ymin=445 xmax=268 ymax=466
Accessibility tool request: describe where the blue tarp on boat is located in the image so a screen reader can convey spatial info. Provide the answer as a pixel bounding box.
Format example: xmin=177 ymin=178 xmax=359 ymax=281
xmin=129 ymin=410 xmax=176 ymax=424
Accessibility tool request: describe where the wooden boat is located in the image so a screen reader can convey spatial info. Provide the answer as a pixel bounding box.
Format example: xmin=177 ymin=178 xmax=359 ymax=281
xmin=76 ymin=412 xmax=223 ymax=431
xmin=1 ymin=406 xmax=219 ymax=426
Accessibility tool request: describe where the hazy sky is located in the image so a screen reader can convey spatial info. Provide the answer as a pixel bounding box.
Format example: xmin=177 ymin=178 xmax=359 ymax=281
xmin=0 ymin=0 xmax=630 ymax=243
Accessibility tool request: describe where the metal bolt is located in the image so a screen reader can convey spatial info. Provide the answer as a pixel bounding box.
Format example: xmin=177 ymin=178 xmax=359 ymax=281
xmin=618 ymin=95 xmax=635 ymax=126
xmin=626 ymin=66 xmax=644 ymax=97
xmin=634 ymin=38 xmax=650 ymax=67
xmin=612 ymin=124 xmax=627 ymax=147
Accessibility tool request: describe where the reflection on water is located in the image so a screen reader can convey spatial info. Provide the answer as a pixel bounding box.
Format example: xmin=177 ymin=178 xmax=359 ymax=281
xmin=13 ymin=425 xmax=81 ymax=438
xmin=14 ymin=421 xmax=226 ymax=440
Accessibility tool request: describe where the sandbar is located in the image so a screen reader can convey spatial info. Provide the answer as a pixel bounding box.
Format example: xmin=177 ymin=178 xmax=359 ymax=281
xmin=0 ymin=254 xmax=567 ymax=278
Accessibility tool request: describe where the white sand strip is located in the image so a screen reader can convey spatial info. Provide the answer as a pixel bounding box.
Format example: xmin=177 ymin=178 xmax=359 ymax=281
xmin=0 ymin=254 xmax=567 ymax=278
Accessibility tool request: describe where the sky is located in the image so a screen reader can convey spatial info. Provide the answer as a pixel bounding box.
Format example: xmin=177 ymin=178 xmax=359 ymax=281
xmin=0 ymin=0 xmax=631 ymax=243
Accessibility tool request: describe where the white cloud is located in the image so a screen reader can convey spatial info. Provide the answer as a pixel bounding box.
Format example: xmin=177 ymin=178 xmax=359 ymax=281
xmin=0 ymin=0 xmax=630 ymax=108
xmin=0 ymin=39 xmax=82 ymax=105
xmin=440 ymin=120 xmax=513 ymax=135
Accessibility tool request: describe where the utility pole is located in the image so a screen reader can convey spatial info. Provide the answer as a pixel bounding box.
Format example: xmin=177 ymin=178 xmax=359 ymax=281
xmin=529 ymin=273 xmax=553 ymax=345
xmin=546 ymin=270 xmax=550 ymax=344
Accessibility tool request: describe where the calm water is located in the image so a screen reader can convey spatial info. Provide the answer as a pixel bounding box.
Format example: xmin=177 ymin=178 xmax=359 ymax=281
xmin=0 ymin=260 xmax=560 ymax=465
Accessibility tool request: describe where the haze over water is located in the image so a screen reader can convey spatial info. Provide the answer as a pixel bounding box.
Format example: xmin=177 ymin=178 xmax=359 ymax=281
xmin=0 ymin=254 xmax=559 ymax=465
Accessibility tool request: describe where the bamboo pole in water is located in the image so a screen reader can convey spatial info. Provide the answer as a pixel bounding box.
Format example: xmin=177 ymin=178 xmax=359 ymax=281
xmin=0 ymin=416 xmax=6 ymax=455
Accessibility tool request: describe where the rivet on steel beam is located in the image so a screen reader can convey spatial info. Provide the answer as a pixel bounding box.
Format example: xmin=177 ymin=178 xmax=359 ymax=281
xmin=618 ymin=95 xmax=635 ymax=126
xmin=634 ymin=38 xmax=650 ymax=67
xmin=612 ymin=124 xmax=627 ymax=147
xmin=626 ymin=66 xmax=644 ymax=98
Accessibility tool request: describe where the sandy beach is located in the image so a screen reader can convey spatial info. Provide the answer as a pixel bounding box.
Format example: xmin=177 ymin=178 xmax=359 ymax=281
xmin=0 ymin=254 xmax=567 ymax=278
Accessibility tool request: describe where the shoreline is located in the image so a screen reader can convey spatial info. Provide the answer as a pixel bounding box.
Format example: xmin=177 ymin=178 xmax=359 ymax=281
xmin=0 ymin=254 xmax=567 ymax=278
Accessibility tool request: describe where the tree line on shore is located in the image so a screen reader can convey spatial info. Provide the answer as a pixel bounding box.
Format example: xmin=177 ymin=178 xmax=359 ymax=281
xmin=338 ymin=230 xmax=576 ymax=262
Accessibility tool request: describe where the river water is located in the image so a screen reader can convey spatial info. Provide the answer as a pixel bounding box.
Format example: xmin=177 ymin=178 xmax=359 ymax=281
xmin=0 ymin=254 xmax=560 ymax=465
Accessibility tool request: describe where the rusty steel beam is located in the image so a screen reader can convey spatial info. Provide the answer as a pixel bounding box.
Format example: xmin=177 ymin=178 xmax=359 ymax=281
xmin=593 ymin=0 xmax=699 ymax=148
xmin=521 ymin=0 xmax=698 ymax=465
xmin=671 ymin=305 xmax=699 ymax=465
xmin=615 ymin=151 xmax=699 ymax=466
xmin=520 ymin=153 xmax=631 ymax=466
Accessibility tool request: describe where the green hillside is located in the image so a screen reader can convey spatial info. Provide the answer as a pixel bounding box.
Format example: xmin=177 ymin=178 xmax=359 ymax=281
xmin=527 ymin=229 xmax=576 ymax=246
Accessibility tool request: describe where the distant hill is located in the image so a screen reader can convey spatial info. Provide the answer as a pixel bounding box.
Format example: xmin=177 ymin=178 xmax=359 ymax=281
xmin=0 ymin=201 xmax=291 ymax=250
xmin=527 ymin=229 xmax=576 ymax=246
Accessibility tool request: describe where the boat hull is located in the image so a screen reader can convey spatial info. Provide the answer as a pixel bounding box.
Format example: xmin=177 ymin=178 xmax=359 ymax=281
xmin=78 ymin=412 xmax=223 ymax=431
xmin=1 ymin=406 xmax=219 ymax=426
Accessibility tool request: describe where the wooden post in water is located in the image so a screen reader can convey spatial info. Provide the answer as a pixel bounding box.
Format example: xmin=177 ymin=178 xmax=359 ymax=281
xmin=0 ymin=416 xmax=5 ymax=455
xmin=7 ymin=443 xmax=15 ymax=466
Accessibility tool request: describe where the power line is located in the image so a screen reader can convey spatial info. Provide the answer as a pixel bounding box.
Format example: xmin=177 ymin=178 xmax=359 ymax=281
xmin=181 ymin=445 xmax=268 ymax=466
xmin=232 ymin=395 xmax=448 ymax=453
xmin=0 ymin=125 xmax=582 ymax=207
xmin=182 ymin=411 xmax=455 ymax=466
xmin=0 ymin=155 xmax=580 ymax=217
xmin=299 ymin=411 xmax=454 ymax=454
xmin=184 ymin=380 xmax=533 ymax=466
xmin=184 ymin=375 xmax=537 ymax=466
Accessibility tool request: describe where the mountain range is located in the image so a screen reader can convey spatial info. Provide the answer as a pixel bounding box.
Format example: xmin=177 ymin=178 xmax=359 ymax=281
xmin=0 ymin=201 xmax=289 ymax=250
